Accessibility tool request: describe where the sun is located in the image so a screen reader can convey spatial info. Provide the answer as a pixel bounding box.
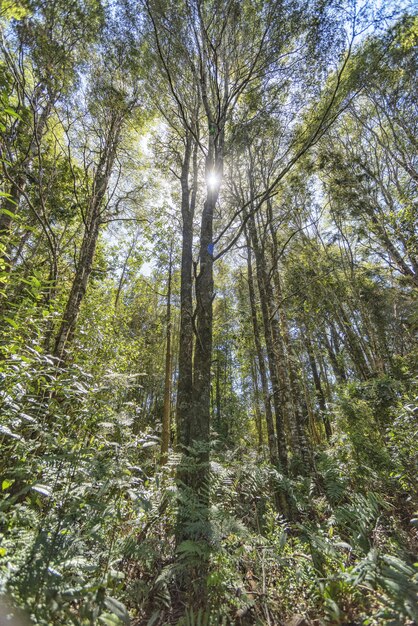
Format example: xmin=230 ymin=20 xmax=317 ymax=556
xmin=207 ymin=171 xmax=220 ymax=190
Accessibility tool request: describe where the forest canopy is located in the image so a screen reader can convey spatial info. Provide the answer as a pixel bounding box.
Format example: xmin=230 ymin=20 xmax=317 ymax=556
xmin=0 ymin=0 xmax=417 ymax=624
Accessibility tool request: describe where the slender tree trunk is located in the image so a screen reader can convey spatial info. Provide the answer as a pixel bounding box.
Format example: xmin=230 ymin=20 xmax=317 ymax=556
xmin=368 ymin=210 xmax=418 ymax=287
xmin=264 ymin=199 xmax=309 ymax=467
xmin=1 ymin=100 xmax=53 ymax=277
xmin=53 ymin=216 xmax=101 ymax=360
xmin=215 ymin=353 xmax=221 ymax=434
xmin=247 ymin=209 xmax=288 ymax=473
xmin=161 ymin=243 xmax=173 ymax=464
xmin=0 ymin=180 xmax=25 ymax=314
xmin=301 ymin=367 xmax=321 ymax=445
xmin=272 ymin=265 xmax=311 ymax=470
xmin=323 ymin=324 xmax=346 ymax=382
xmin=335 ymin=306 xmax=371 ymax=380
xmin=245 ymin=226 xmax=277 ymax=465
xmin=114 ymin=233 xmax=138 ymax=311
xmin=250 ymin=359 xmax=264 ymax=452
xmin=0 ymin=181 xmax=22 ymax=267
xmin=53 ymin=114 xmax=122 ymax=361
xmin=305 ymin=331 xmax=332 ymax=440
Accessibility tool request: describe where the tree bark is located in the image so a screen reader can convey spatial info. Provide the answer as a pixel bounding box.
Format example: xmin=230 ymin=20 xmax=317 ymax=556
xmin=53 ymin=113 xmax=123 ymax=361
xmin=247 ymin=209 xmax=288 ymax=473
xmin=191 ymin=175 xmax=216 ymax=463
xmin=53 ymin=216 xmax=101 ymax=360
xmin=161 ymin=242 xmax=173 ymax=464
xmin=250 ymin=359 xmax=264 ymax=453
xmin=305 ymin=331 xmax=332 ymax=440
xmin=214 ymin=353 xmax=221 ymax=435
xmin=176 ymin=134 xmax=196 ymax=449
xmin=272 ymin=268 xmax=312 ymax=470
xmin=245 ymin=226 xmax=277 ymax=465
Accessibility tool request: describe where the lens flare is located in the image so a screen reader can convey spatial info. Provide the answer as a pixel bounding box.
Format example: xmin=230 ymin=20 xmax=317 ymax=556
xmin=207 ymin=171 xmax=220 ymax=190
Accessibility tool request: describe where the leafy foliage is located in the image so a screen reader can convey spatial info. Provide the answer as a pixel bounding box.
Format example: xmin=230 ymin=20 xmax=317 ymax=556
xmin=1 ymin=1 xmax=417 ymax=624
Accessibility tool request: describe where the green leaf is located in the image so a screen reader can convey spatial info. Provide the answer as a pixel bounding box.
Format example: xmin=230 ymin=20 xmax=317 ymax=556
xmin=4 ymin=317 xmax=19 ymax=329
xmin=0 ymin=208 xmax=18 ymax=218
xmin=99 ymin=614 xmax=123 ymax=626
xmin=177 ymin=540 xmax=207 ymax=557
xmin=0 ymin=425 xmax=21 ymax=439
xmin=142 ymin=440 xmax=158 ymax=448
xmin=146 ymin=611 xmax=162 ymax=626
xmin=2 ymin=479 xmax=14 ymax=490
xmin=31 ymin=484 xmax=52 ymax=497
xmin=3 ymin=107 xmax=22 ymax=120
xmin=103 ymin=597 xmax=129 ymax=624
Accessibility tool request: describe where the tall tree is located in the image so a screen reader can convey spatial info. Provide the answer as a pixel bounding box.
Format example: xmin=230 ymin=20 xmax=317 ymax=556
xmin=53 ymin=41 xmax=143 ymax=360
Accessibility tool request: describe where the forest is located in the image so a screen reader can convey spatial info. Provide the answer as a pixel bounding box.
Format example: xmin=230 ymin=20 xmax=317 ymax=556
xmin=0 ymin=0 xmax=417 ymax=624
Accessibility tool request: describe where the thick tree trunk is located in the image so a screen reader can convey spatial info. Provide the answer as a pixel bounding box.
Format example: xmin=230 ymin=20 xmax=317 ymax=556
xmin=176 ymin=141 xmax=218 ymax=604
xmin=176 ymin=135 xmax=196 ymax=449
xmin=191 ymin=186 xmax=215 ymax=462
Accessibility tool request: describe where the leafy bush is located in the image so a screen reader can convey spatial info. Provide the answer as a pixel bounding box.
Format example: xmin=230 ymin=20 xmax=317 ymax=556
xmin=0 ymin=344 xmax=158 ymax=625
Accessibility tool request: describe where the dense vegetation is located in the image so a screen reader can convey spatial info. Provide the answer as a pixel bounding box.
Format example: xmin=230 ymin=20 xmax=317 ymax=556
xmin=0 ymin=1 xmax=417 ymax=624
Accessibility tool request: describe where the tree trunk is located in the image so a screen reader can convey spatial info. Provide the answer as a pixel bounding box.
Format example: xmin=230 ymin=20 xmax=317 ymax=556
xmin=1 ymin=100 xmax=53 ymax=278
xmin=250 ymin=359 xmax=264 ymax=453
xmin=305 ymin=331 xmax=332 ymax=440
xmin=161 ymin=242 xmax=173 ymax=464
xmin=53 ymin=217 xmax=100 ymax=360
xmin=245 ymin=226 xmax=277 ymax=465
xmin=335 ymin=305 xmax=371 ymax=380
xmin=0 ymin=180 xmax=22 ymax=271
xmin=176 ymin=141 xmax=219 ymax=604
xmin=247 ymin=209 xmax=288 ymax=473
xmin=176 ymin=134 xmax=196 ymax=449
xmin=214 ymin=353 xmax=221 ymax=435
xmin=53 ymin=114 xmax=122 ymax=361
xmin=191 ymin=182 xmax=215 ymax=465
xmin=323 ymin=324 xmax=346 ymax=383
xmin=271 ymin=264 xmax=314 ymax=473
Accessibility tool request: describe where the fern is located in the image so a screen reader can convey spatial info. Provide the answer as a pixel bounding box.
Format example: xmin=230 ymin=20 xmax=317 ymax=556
xmin=177 ymin=607 xmax=227 ymax=626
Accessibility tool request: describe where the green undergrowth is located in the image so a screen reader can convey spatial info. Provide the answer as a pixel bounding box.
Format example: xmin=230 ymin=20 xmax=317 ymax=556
xmin=132 ymin=451 xmax=418 ymax=626
xmin=1 ymin=348 xmax=417 ymax=625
